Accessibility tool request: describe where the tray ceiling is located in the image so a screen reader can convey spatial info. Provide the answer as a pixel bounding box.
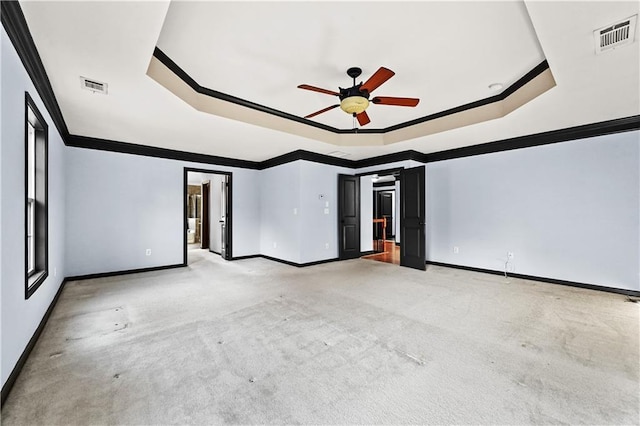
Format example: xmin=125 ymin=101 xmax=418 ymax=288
xmin=17 ymin=1 xmax=640 ymax=161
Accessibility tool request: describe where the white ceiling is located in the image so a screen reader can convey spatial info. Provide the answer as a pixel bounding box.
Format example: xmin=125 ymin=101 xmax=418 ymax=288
xmin=19 ymin=1 xmax=640 ymax=162
xmin=156 ymin=1 xmax=544 ymax=129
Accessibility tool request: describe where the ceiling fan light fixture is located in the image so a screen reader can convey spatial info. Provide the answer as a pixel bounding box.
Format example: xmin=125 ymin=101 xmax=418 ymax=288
xmin=340 ymin=96 xmax=369 ymax=115
xmin=298 ymin=66 xmax=418 ymax=125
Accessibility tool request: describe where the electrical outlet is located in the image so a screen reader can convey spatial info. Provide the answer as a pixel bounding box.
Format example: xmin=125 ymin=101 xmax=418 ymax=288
xmin=293 ymin=208 xmax=298 ymax=215
xmin=453 ymin=246 xmax=459 ymax=254
xmin=507 ymin=252 xmax=514 ymax=260
xmin=324 ymin=208 xmax=330 ymax=214
xmin=145 ymin=249 xmax=151 ymax=256
xmin=273 ymin=242 xmax=277 ymax=249
xmin=325 ymin=243 xmax=330 ymax=249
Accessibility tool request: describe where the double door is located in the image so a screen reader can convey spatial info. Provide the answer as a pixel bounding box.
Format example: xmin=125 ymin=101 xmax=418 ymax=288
xmin=338 ymin=166 xmax=426 ymax=270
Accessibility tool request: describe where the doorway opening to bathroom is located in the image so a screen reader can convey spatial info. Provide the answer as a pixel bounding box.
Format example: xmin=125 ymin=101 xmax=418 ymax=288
xmin=183 ymin=168 xmax=232 ymax=265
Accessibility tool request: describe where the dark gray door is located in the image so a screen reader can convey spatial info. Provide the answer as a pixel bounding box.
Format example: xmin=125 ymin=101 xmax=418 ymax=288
xmin=338 ymin=174 xmax=360 ymax=259
xmin=379 ymin=191 xmax=393 ymax=239
xmin=201 ymin=182 xmax=210 ymax=250
xmin=400 ymin=166 xmax=425 ymax=270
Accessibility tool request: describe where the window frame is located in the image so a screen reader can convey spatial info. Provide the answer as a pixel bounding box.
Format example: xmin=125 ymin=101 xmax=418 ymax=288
xmin=25 ymin=92 xmax=48 ymax=299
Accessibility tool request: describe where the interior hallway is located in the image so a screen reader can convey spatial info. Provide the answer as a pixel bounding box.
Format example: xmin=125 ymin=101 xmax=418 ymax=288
xmin=2 ymin=251 xmax=638 ymax=425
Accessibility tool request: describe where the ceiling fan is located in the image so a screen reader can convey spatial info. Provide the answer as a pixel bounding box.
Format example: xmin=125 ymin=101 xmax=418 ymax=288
xmin=297 ymin=67 xmax=420 ymax=126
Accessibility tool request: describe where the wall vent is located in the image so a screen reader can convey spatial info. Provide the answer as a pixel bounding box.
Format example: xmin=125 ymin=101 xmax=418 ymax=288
xmin=80 ymin=77 xmax=108 ymax=94
xmin=594 ymin=15 xmax=637 ymax=54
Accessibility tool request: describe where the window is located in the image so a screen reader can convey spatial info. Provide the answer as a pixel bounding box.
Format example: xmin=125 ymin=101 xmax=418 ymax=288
xmin=25 ymin=93 xmax=48 ymax=298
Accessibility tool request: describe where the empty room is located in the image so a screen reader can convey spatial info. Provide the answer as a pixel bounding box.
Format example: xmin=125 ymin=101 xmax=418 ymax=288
xmin=1 ymin=1 xmax=639 ymax=424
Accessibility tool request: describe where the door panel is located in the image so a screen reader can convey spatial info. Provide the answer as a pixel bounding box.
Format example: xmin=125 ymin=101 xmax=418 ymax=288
xmin=400 ymin=166 xmax=426 ymax=270
xmin=343 ymin=225 xmax=358 ymax=252
xmin=343 ymin=179 xmax=357 ymax=217
xmin=338 ymin=174 xmax=360 ymax=259
xmin=403 ymin=229 xmax=421 ymax=257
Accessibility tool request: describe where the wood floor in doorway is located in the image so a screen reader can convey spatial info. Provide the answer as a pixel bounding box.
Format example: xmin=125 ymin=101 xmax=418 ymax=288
xmin=362 ymin=240 xmax=400 ymax=265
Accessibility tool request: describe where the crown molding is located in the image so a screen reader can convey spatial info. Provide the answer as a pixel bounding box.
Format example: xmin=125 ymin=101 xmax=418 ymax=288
xmin=422 ymin=115 xmax=640 ymax=163
xmin=68 ymin=114 xmax=640 ymax=171
xmin=258 ymin=149 xmax=353 ymax=170
xmin=67 ymin=135 xmax=261 ymax=170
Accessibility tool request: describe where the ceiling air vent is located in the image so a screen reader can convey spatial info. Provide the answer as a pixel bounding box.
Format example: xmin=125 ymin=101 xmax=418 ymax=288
xmin=327 ymin=150 xmax=350 ymax=158
xmin=594 ymin=15 xmax=637 ymax=54
xmin=80 ymin=77 xmax=108 ymax=94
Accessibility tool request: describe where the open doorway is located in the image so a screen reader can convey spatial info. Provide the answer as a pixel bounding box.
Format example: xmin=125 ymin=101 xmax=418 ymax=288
xmin=345 ymin=166 xmax=425 ymax=270
xmin=184 ymin=168 xmax=232 ymax=265
xmin=361 ymin=170 xmax=401 ymax=265
xmin=186 ymin=184 xmax=202 ymax=248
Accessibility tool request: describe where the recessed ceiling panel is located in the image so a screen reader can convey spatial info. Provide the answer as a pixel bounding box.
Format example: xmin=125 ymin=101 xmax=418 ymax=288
xmin=156 ymin=1 xmax=546 ymax=130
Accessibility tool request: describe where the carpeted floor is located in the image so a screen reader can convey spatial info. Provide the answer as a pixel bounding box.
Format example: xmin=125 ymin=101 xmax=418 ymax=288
xmin=2 ymin=249 xmax=639 ymax=424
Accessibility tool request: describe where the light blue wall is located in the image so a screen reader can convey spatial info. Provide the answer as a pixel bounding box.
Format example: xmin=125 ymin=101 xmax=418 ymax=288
xmin=1 ymin=28 xmax=67 ymax=386
xmin=259 ymin=160 xmax=350 ymax=264
xmin=64 ymin=148 xmax=260 ymax=276
xmin=259 ymin=161 xmax=302 ymax=263
xmin=426 ymin=131 xmax=640 ymax=291
xmin=298 ymin=161 xmax=351 ymax=263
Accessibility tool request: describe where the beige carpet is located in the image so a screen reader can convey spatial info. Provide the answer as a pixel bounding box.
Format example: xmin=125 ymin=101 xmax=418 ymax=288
xmin=3 ymin=250 xmax=639 ymax=424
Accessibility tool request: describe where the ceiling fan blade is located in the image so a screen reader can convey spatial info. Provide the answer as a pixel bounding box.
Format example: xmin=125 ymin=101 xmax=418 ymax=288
xmin=360 ymin=67 xmax=395 ymax=94
xmin=356 ymin=111 xmax=370 ymax=126
xmin=297 ymin=84 xmax=340 ymax=96
xmin=304 ymin=104 xmax=339 ymax=119
xmin=371 ymin=96 xmax=420 ymax=107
